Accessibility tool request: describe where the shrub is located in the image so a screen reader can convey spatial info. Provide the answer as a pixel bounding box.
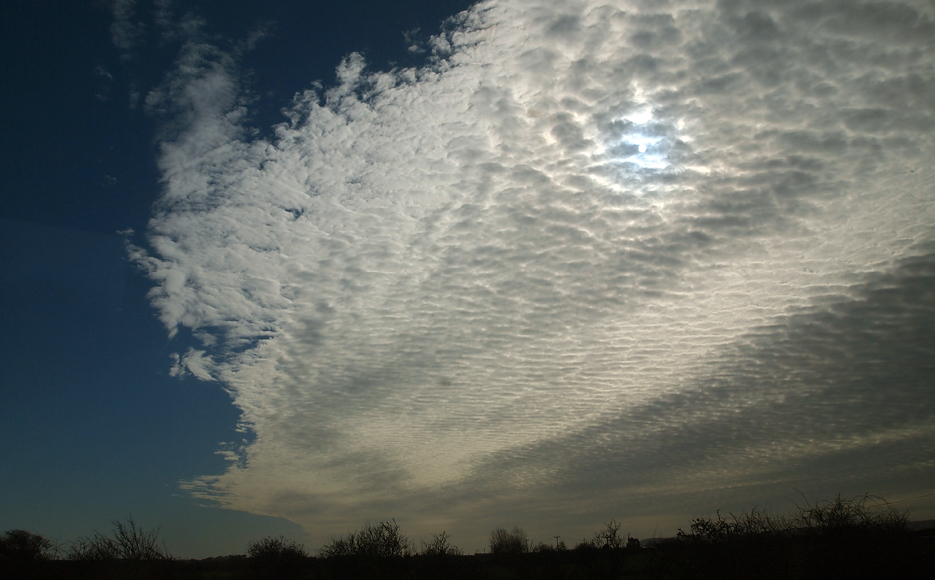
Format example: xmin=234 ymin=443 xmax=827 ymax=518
xmin=68 ymin=536 xmax=120 ymax=561
xmin=589 ymin=518 xmax=624 ymax=549
xmin=795 ymin=493 xmax=907 ymax=535
xmin=676 ymin=495 xmax=907 ymax=544
xmin=320 ymin=520 xmax=414 ymax=558
xmin=421 ymin=531 xmax=463 ymax=556
xmin=0 ymin=529 xmax=57 ymax=562
xmin=575 ymin=518 xmax=639 ymax=551
xmin=247 ymin=535 xmax=308 ymax=563
xmin=670 ymin=495 xmax=915 ymax=580
xmin=533 ymin=539 xmax=566 ymax=553
xmin=248 ymin=535 xmax=308 ymax=578
xmin=319 ymin=534 xmax=355 ymax=558
xmin=68 ymin=516 xmax=170 ymax=561
xmin=489 ymin=527 xmax=529 ymax=554
xmin=595 ymin=518 xmax=624 ymax=549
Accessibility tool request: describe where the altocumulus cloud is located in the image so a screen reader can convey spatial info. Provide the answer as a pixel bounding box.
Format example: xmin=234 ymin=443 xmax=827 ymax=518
xmin=130 ymin=0 xmax=935 ymax=547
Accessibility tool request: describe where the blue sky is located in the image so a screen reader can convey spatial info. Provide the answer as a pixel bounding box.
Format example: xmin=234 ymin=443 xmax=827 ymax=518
xmin=2 ymin=0 xmax=934 ymax=559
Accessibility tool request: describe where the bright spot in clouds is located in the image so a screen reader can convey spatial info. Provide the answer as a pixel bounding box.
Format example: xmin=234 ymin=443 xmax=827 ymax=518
xmin=619 ymin=105 xmax=658 ymax=162
xmin=624 ymin=106 xmax=653 ymax=126
xmin=130 ymin=0 xmax=935 ymax=549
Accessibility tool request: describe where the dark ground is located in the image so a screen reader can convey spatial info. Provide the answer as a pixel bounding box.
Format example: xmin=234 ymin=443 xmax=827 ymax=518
xmin=3 ymin=530 xmax=934 ymax=580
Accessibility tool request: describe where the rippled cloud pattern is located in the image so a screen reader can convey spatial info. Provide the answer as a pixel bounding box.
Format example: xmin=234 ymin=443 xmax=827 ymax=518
xmin=130 ymin=0 xmax=935 ymax=547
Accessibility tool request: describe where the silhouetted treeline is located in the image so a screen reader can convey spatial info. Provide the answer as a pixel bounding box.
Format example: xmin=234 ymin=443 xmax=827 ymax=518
xmin=3 ymin=496 xmax=934 ymax=579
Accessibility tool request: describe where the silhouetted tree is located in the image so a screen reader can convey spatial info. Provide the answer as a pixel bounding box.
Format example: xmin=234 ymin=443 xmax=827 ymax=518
xmin=489 ymin=526 xmax=529 ymax=554
xmin=0 ymin=529 xmax=56 ymax=562
xmin=421 ymin=531 xmax=463 ymax=556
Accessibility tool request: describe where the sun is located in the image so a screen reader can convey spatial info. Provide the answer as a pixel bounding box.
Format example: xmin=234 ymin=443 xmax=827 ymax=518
xmin=583 ymin=93 xmax=689 ymax=200
xmin=611 ymin=104 xmax=669 ymax=170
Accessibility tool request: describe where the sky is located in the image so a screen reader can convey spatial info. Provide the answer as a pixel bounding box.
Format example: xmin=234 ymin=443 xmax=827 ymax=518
xmin=2 ymin=0 xmax=934 ymax=559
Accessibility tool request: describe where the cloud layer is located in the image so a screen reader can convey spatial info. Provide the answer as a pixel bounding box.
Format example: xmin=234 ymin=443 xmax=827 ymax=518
xmin=131 ymin=0 xmax=935 ymax=548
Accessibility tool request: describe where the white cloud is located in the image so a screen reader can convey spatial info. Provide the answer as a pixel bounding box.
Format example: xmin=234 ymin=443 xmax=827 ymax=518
xmin=133 ymin=0 xmax=935 ymax=549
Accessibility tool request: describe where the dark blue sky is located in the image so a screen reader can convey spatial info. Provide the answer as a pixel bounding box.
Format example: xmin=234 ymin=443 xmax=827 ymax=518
xmin=1 ymin=0 xmax=477 ymax=558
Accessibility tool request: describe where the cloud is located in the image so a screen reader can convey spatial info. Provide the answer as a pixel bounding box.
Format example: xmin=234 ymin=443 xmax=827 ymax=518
xmin=109 ymin=0 xmax=145 ymax=59
xmin=132 ymin=0 xmax=935 ymax=548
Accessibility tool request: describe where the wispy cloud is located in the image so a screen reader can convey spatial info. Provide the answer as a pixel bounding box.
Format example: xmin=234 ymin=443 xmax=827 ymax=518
xmin=131 ymin=0 xmax=935 ymax=548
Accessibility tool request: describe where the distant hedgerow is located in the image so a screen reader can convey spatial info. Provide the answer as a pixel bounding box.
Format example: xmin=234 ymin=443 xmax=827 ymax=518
xmin=676 ymin=494 xmax=908 ymax=544
xmin=669 ymin=494 xmax=916 ymax=580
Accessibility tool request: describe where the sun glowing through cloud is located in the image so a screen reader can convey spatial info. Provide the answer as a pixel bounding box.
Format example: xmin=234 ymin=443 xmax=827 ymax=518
xmin=613 ymin=118 xmax=668 ymax=170
xmin=591 ymin=100 xmax=684 ymax=198
xmin=614 ymin=103 xmax=667 ymax=167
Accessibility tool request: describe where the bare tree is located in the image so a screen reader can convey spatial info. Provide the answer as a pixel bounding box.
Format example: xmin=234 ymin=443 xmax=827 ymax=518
xmin=68 ymin=516 xmax=171 ymax=561
xmin=421 ymin=531 xmax=463 ymax=556
xmin=320 ymin=520 xmax=414 ymax=558
xmin=489 ymin=526 xmax=529 ymax=554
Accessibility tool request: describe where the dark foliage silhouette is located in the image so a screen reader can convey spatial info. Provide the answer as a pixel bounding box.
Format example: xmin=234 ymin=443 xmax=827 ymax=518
xmin=533 ymin=538 xmax=567 ymax=552
xmin=420 ymin=531 xmax=463 ymax=556
xmin=664 ymin=494 xmax=923 ymax=580
xmin=489 ymin=526 xmax=530 ymax=554
xmin=247 ymin=535 xmax=308 ymax=579
xmin=0 ymin=530 xmax=56 ymax=562
xmin=68 ymin=515 xmax=171 ymax=561
xmin=319 ymin=519 xmax=414 ymax=558
xmin=247 ymin=535 xmax=308 ymax=562
xmin=576 ymin=518 xmax=640 ymax=551
xmin=1 ymin=494 xmax=931 ymax=579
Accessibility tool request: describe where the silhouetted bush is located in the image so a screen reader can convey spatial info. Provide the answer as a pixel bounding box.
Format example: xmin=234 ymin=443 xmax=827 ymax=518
xmin=489 ymin=526 xmax=529 ymax=554
xmin=247 ymin=535 xmax=308 ymax=579
xmin=795 ymin=493 xmax=907 ymax=534
xmin=665 ymin=495 xmax=920 ymax=580
xmin=533 ymin=539 xmax=567 ymax=553
xmin=320 ymin=519 xmax=414 ymax=558
xmin=0 ymin=530 xmax=57 ymax=562
xmin=248 ymin=535 xmax=308 ymax=562
xmin=68 ymin=536 xmax=121 ymax=561
xmin=421 ymin=531 xmax=463 ymax=556
xmin=576 ymin=518 xmax=639 ymax=551
xmin=68 ymin=516 xmax=170 ymax=561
